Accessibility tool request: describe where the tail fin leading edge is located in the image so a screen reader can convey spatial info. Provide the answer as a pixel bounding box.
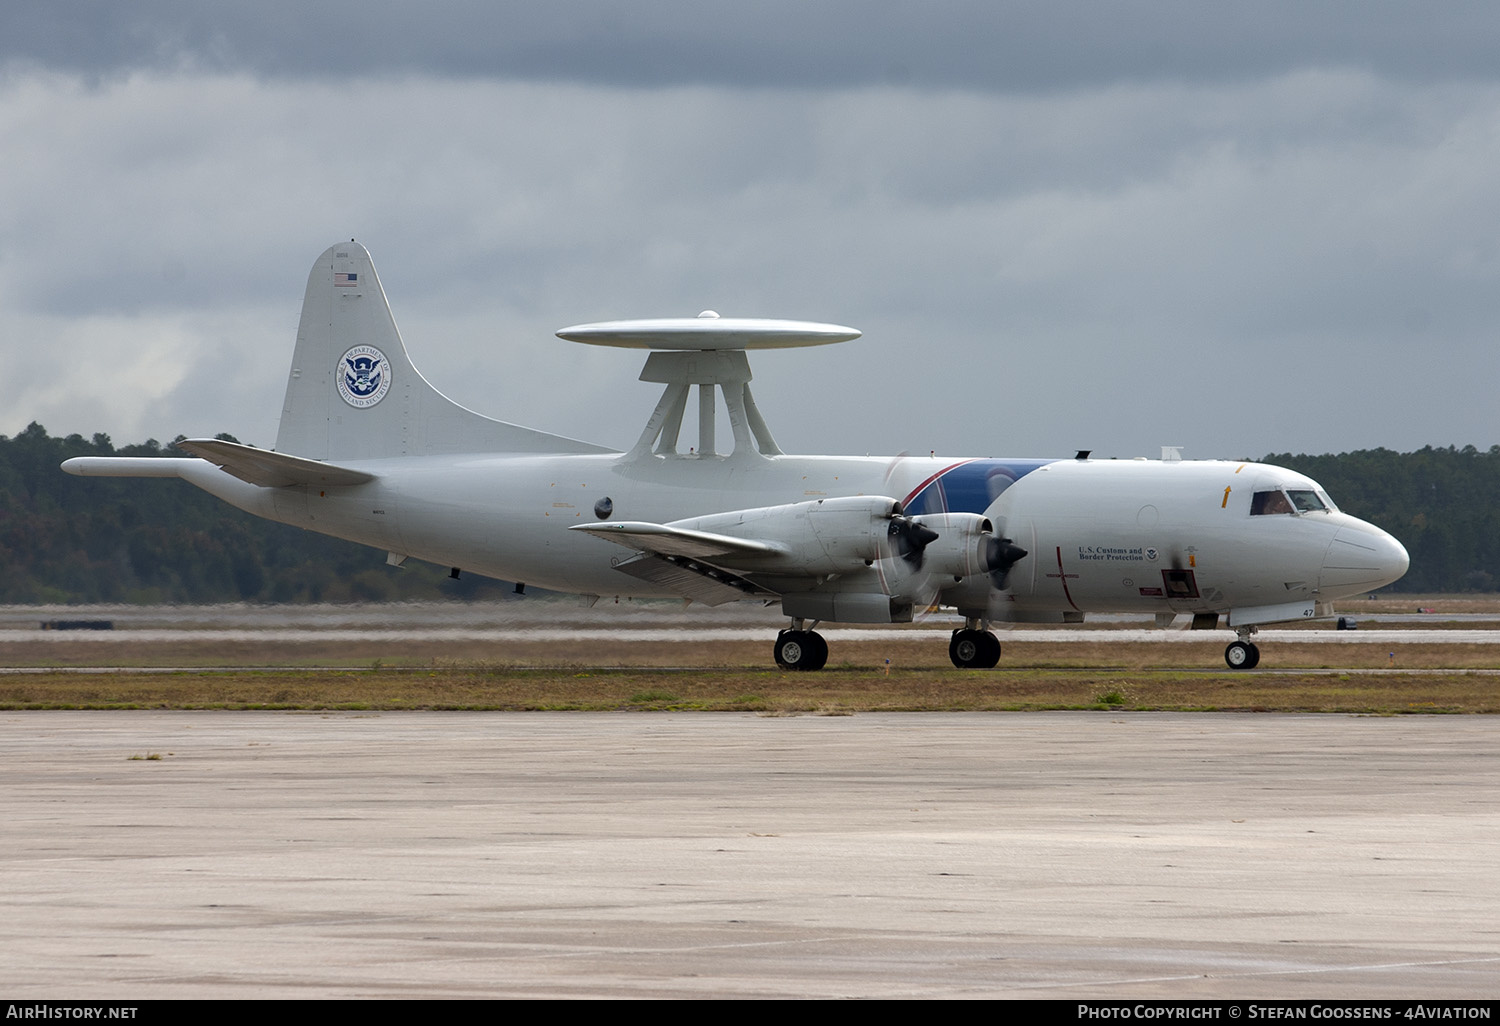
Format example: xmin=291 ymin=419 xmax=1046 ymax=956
xmin=274 ymin=242 xmax=613 ymax=461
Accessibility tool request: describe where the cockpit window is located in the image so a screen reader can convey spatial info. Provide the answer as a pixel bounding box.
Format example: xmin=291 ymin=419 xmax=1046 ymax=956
xmin=1252 ymin=488 xmax=1333 ymax=515
xmin=1287 ymin=489 xmax=1327 ymax=512
xmin=1251 ymin=490 xmax=1295 ymax=515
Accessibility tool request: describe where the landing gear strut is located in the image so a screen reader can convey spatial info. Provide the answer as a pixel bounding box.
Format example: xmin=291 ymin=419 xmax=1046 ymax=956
xmin=1224 ymin=627 xmax=1260 ymax=669
xmin=949 ymin=626 xmax=1001 ymax=669
xmin=774 ymin=627 xmax=828 ymax=671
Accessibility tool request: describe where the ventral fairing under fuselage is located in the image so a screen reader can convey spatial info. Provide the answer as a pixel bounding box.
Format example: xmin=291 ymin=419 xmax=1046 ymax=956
xmin=62 ymin=242 xmax=1409 ymax=670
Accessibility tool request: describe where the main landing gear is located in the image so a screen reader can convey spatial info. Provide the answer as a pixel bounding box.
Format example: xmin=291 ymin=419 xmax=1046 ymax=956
xmin=772 ymin=619 xmax=1003 ymax=671
xmin=949 ymin=627 xmax=1001 ymax=669
xmin=774 ymin=627 xmax=828 ymax=671
xmin=1224 ymin=627 xmax=1260 ymax=669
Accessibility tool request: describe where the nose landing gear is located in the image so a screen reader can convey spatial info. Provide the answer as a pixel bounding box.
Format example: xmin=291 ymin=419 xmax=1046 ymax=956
xmin=1225 ymin=627 xmax=1260 ymax=669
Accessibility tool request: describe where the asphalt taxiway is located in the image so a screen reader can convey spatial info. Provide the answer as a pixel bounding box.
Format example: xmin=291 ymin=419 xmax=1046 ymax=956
xmin=3 ymin=711 xmax=1497 ymax=999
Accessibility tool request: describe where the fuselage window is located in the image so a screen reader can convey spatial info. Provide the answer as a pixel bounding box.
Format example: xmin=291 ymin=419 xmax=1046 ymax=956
xmin=1251 ymin=490 xmax=1295 ymax=515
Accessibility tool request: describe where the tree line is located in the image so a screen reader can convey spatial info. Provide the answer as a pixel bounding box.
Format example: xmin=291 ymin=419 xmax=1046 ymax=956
xmin=0 ymin=423 xmax=1489 ymax=603
xmin=0 ymin=424 xmax=515 ymax=604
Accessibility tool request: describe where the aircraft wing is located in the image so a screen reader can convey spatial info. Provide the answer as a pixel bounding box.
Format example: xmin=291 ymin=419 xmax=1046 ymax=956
xmin=569 ymin=522 xmax=783 ymax=604
xmin=174 ymin=439 xmax=376 ymax=488
xmin=569 ymin=522 xmax=784 ymax=560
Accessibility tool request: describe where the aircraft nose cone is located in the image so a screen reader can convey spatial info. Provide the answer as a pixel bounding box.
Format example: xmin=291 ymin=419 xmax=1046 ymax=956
xmin=1321 ymin=521 xmax=1410 ymax=594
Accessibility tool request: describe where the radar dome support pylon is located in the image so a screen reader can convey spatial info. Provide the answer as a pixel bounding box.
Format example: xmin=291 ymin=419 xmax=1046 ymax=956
xmin=555 ymin=312 xmax=860 ymax=460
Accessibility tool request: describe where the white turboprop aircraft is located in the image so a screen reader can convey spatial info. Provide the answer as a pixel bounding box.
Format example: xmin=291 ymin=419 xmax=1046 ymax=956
xmin=63 ymin=241 xmax=1409 ymax=670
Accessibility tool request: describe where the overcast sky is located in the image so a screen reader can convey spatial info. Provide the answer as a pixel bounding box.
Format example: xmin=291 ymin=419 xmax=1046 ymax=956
xmin=3 ymin=2 xmax=1498 ymax=463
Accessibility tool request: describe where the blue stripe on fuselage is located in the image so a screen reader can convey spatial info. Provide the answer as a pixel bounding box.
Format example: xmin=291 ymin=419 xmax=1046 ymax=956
xmin=902 ymin=458 xmax=1057 ymax=516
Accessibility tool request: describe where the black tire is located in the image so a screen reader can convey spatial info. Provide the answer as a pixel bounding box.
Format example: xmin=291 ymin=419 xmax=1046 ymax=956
xmin=804 ymin=631 xmax=828 ymax=670
xmin=976 ymin=630 xmax=1002 ymax=668
xmin=950 ymin=628 xmax=1000 ymax=669
xmin=775 ymin=630 xmax=828 ymax=671
xmin=1225 ymin=640 xmax=1259 ymax=670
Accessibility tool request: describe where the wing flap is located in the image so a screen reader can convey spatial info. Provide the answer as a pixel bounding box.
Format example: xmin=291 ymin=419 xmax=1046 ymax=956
xmin=175 ymin=439 xmax=375 ymax=488
xmin=611 ymin=553 xmax=775 ymax=606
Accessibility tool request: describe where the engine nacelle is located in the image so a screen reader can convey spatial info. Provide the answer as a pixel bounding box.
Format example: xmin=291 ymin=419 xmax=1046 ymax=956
xmin=905 ymin=513 xmax=996 ymax=580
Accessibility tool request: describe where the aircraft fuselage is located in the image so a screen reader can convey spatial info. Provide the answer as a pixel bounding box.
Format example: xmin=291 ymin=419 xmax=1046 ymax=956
xmin=150 ymin=448 xmax=1405 ymax=626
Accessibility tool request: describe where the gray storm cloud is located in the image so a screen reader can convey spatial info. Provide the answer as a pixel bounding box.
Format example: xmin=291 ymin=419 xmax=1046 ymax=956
xmin=2 ymin=4 xmax=1497 ymax=458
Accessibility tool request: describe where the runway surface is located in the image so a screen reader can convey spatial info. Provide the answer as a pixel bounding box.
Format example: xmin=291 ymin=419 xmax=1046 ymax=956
xmin=4 ymin=711 xmax=1497 ymax=999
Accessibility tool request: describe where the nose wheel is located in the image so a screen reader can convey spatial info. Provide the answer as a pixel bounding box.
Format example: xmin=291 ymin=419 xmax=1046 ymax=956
xmin=949 ymin=628 xmax=1002 ymax=669
xmin=774 ymin=629 xmax=828 ymax=671
xmin=1225 ymin=639 xmax=1260 ymax=669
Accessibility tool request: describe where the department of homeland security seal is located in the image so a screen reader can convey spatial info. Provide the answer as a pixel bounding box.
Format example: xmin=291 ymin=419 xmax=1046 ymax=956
xmin=337 ymin=345 xmax=391 ymax=408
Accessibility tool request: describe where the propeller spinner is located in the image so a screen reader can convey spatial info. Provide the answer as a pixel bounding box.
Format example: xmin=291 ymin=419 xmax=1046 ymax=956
xmin=984 ymin=537 xmax=1028 ymax=589
xmin=888 ymin=515 xmax=940 ymax=569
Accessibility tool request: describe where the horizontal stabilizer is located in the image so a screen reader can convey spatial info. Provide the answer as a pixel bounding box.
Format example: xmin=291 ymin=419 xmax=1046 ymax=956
xmin=569 ymin=521 xmax=785 ymax=560
xmin=175 ymin=439 xmax=375 ymax=488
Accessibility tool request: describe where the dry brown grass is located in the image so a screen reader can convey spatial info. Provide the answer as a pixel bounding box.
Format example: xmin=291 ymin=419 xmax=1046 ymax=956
xmin=3 ymin=631 xmax=1499 ymax=712
xmin=1 ymin=665 xmax=1495 ymax=713
xmin=7 ymin=595 xmax=1500 ymax=712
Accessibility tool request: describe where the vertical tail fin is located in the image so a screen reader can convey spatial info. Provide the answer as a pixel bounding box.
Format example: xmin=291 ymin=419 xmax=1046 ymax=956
xmin=274 ymin=242 xmax=612 ymax=460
